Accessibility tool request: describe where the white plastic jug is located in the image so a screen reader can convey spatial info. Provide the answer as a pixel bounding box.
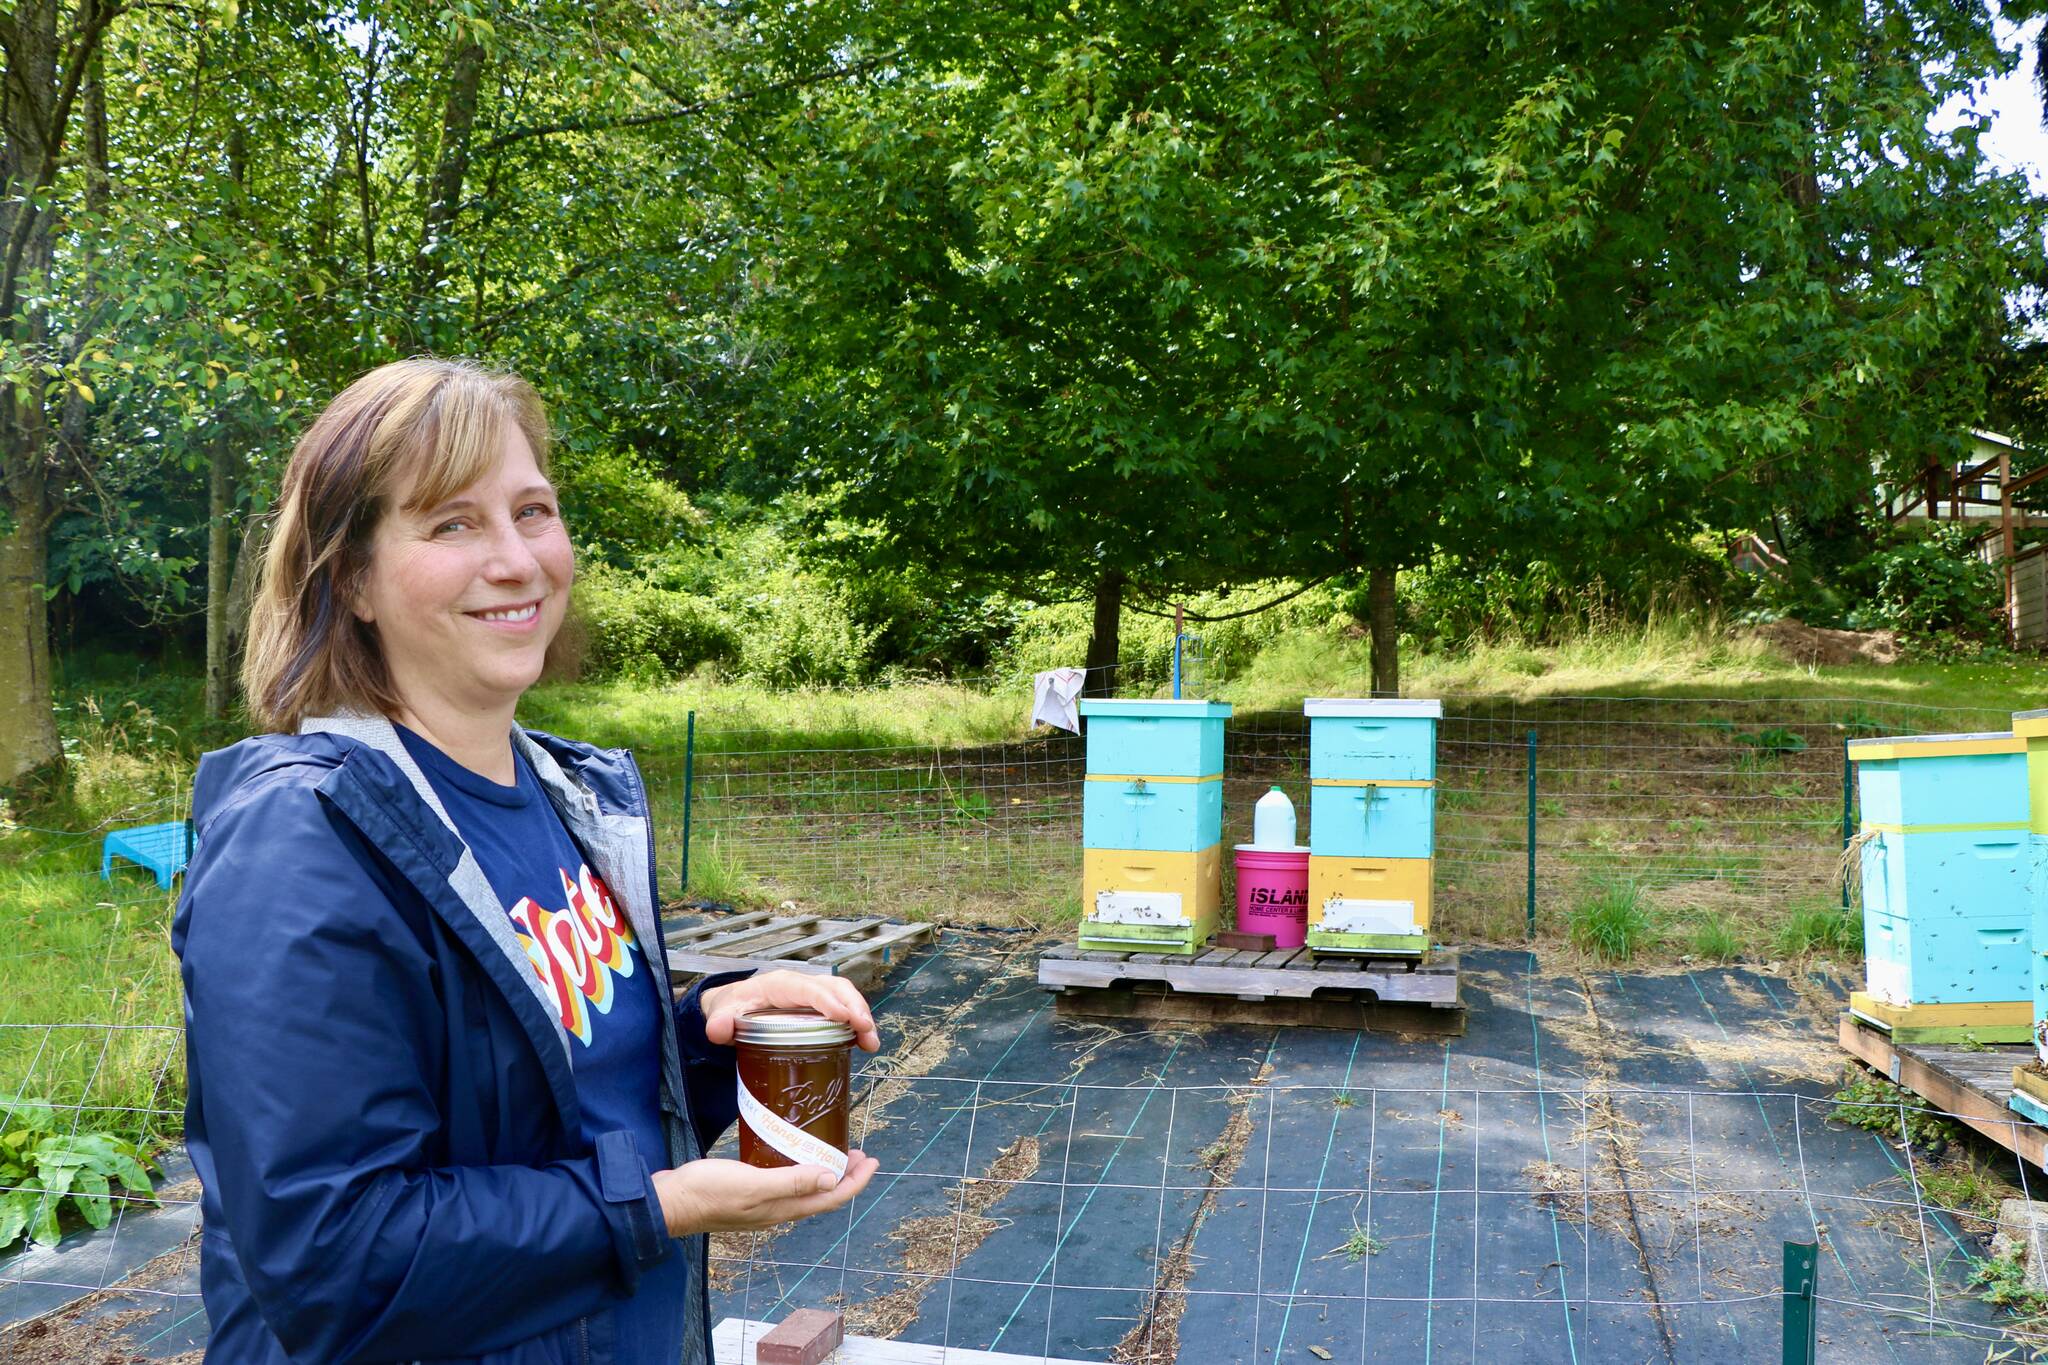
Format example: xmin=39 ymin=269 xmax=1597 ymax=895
xmin=1252 ymin=786 xmax=1297 ymax=849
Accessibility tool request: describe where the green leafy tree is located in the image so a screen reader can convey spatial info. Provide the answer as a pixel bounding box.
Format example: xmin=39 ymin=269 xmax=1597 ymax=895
xmin=755 ymin=0 xmax=2047 ymax=692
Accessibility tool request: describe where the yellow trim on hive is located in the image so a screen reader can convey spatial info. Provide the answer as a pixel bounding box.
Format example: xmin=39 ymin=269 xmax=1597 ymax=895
xmin=2015 ymin=714 xmax=2048 ymax=739
xmin=2031 ymin=751 xmax=2048 ymax=835
xmin=1083 ymin=772 xmax=1222 ymax=784
xmin=1308 ymin=778 xmax=1435 ymax=789
xmin=1860 ymin=821 xmax=2028 ymax=836
xmin=1848 ymin=993 xmax=2031 ymax=1027
xmin=1848 ymin=737 xmax=2024 ymax=761
xmin=2014 ymin=1067 xmax=2048 ymax=1103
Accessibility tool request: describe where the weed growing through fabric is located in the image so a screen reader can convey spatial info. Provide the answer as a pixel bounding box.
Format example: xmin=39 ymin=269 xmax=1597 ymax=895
xmin=1567 ymin=877 xmax=1652 ymax=963
xmin=1332 ymin=1092 xmax=1356 ymax=1109
xmin=1339 ymin=1222 xmax=1385 ymax=1260
xmin=1916 ymin=1151 xmax=2019 ymax=1226
xmin=1970 ymin=1253 xmax=2048 ymax=1323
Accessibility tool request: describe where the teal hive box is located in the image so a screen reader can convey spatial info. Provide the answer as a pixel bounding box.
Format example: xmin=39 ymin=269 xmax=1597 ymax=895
xmin=1081 ymin=776 xmax=1225 ymax=853
xmin=1306 ymin=698 xmax=1441 ymax=782
xmin=1077 ymin=699 xmax=1230 ymax=778
xmin=1307 ymin=782 xmax=1436 ymax=860
xmin=1848 ymin=731 xmax=2031 ymax=1043
xmin=1077 ymin=698 xmax=1233 ymax=955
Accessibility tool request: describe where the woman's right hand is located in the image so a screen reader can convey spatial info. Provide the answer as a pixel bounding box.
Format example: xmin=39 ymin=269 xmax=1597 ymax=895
xmin=652 ymin=1152 xmax=880 ymax=1237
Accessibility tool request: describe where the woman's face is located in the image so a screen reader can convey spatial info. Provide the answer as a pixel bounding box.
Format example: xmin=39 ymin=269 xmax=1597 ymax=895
xmin=353 ymin=426 xmax=574 ymax=717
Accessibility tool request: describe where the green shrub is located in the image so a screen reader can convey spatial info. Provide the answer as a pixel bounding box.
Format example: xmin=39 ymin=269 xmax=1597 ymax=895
xmin=1566 ymin=877 xmax=1652 ymax=962
xmin=1857 ymin=523 xmax=2002 ymax=645
xmin=553 ymin=447 xmax=705 ymax=569
xmin=571 ymin=562 xmax=741 ymax=680
xmin=0 ymin=1096 xmax=158 ymax=1251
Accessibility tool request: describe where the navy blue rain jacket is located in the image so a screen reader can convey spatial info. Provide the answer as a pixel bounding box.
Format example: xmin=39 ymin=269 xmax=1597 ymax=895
xmin=171 ymin=717 xmax=746 ymax=1364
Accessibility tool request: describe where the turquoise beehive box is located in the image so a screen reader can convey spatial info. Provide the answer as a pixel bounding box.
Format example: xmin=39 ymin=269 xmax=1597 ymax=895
xmin=1848 ymin=730 xmax=2031 ymax=1044
xmin=2013 ymin=710 xmax=2048 ymax=1126
xmin=1077 ymin=699 xmax=1232 ymax=955
xmin=1304 ymin=698 xmax=1443 ymax=957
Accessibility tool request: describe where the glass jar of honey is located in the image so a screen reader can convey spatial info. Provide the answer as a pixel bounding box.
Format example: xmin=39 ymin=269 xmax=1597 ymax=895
xmin=734 ymin=1008 xmax=854 ymax=1175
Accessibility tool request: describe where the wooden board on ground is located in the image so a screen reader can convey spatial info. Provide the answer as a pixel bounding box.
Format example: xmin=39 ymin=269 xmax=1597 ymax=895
xmin=1039 ymin=943 xmax=1463 ymax=1033
xmin=664 ymin=913 xmax=933 ymax=997
xmin=1838 ymin=1012 xmax=2048 ymax=1171
xmin=713 ymin=1318 xmax=1095 ymax=1364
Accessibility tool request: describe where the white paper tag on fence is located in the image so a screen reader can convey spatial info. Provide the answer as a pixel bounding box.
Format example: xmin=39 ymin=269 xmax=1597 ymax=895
xmin=736 ymin=1079 xmax=848 ymax=1180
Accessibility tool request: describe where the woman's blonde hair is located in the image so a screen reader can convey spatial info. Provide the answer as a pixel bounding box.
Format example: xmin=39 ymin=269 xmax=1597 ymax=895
xmin=242 ymin=357 xmax=552 ymax=732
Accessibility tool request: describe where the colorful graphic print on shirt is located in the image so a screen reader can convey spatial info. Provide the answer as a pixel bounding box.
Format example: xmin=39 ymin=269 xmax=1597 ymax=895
xmin=506 ymin=864 xmax=640 ymax=1046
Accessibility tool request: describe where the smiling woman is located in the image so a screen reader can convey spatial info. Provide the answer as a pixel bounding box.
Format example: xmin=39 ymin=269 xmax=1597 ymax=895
xmin=175 ymin=357 xmax=879 ymax=1365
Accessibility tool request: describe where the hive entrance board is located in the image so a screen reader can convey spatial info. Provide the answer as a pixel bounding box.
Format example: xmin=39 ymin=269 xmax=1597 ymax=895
xmin=1837 ymin=1012 xmax=2048 ymax=1171
xmin=662 ymin=912 xmax=932 ymax=997
xmin=1037 ymin=942 xmax=1463 ymax=1033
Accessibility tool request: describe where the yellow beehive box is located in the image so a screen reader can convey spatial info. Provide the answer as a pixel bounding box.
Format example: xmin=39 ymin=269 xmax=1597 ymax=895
xmin=1306 ymin=855 xmax=1432 ymax=955
xmin=1079 ymin=844 xmax=1223 ymax=954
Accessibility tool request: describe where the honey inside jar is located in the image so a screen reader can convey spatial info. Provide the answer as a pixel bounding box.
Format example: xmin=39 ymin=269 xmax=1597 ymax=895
xmin=734 ymin=1008 xmax=854 ymax=1170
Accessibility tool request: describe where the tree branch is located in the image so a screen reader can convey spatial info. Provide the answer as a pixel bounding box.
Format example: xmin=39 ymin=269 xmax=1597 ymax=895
xmin=475 ymin=51 xmax=900 ymax=156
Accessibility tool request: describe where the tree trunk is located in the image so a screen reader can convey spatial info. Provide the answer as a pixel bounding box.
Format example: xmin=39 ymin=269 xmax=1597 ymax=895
xmin=222 ymin=511 xmax=265 ymax=674
xmin=0 ymin=455 xmax=58 ymax=786
xmin=206 ymin=82 xmax=246 ymax=722
xmin=0 ymin=0 xmax=64 ymax=786
xmin=204 ymin=434 xmax=233 ymax=719
xmin=1368 ymin=566 xmax=1399 ymax=698
xmin=409 ymin=36 xmax=486 ymax=347
xmin=1082 ymin=569 xmax=1125 ymax=698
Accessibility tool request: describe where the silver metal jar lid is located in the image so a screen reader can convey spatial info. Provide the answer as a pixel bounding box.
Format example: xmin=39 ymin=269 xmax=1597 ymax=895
xmin=733 ymin=1008 xmax=855 ymax=1048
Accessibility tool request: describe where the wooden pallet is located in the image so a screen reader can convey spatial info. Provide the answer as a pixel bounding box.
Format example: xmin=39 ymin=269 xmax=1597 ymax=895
xmin=663 ymin=912 xmax=933 ymax=995
xmin=1038 ymin=943 xmax=1463 ymax=1033
xmin=1838 ymin=1012 xmax=2048 ymax=1170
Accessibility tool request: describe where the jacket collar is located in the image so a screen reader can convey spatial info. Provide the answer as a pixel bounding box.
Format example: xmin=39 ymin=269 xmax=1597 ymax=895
xmin=299 ymin=712 xmax=688 ymax=1154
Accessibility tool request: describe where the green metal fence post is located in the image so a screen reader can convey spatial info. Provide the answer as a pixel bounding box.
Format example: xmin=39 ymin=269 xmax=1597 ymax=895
xmin=1781 ymin=1240 xmax=1818 ymax=1365
xmin=679 ymin=710 xmax=696 ymax=898
xmin=1526 ymin=728 xmax=1538 ymax=941
xmin=1841 ymin=737 xmax=1853 ymax=911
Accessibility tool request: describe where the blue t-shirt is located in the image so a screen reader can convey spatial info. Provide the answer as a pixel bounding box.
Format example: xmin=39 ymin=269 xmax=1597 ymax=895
xmin=398 ymin=726 xmax=687 ymax=1362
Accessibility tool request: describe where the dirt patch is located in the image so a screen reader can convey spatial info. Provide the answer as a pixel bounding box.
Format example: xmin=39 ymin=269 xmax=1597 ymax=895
xmin=1113 ymin=1062 xmax=1272 ymax=1365
xmin=1737 ymin=619 xmax=1900 ymax=667
xmin=0 ymin=1232 xmax=202 ymax=1364
xmin=843 ymin=1133 xmax=1042 ymax=1339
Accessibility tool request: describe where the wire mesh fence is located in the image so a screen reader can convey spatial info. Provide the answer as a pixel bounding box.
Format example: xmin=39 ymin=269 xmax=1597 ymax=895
xmin=674 ymin=694 xmax=2017 ymax=938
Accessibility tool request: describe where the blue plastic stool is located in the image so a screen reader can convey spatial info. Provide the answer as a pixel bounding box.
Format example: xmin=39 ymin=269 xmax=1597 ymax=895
xmin=100 ymin=821 xmax=194 ymax=890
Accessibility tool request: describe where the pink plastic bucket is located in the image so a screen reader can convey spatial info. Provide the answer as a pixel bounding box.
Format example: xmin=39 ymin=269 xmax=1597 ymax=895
xmin=1233 ymin=845 xmax=1309 ymax=947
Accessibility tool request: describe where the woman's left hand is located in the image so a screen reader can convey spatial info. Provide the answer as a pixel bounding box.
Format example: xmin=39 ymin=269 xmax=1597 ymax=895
xmin=699 ymin=969 xmax=881 ymax=1053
